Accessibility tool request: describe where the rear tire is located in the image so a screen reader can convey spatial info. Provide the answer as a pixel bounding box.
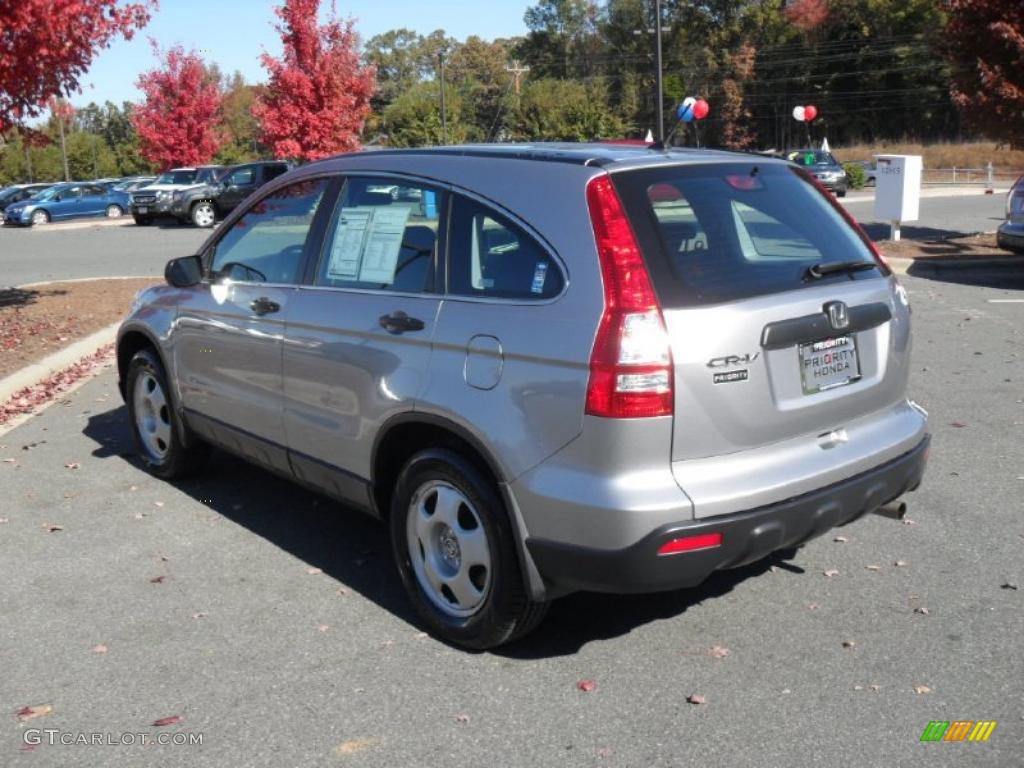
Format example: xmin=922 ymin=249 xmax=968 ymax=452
xmin=836 ymin=189 xmax=847 ymax=198
xmin=106 ymin=204 xmax=123 ymax=218
xmin=126 ymin=348 xmax=208 ymax=479
xmin=191 ymin=201 xmax=217 ymax=228
xmin=390 ymin=448 xmax=548 ymax=649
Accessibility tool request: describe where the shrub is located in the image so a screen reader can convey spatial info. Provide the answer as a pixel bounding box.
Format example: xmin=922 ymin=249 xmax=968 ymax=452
xmin=843 ymin=162 xmax=867 ymax=189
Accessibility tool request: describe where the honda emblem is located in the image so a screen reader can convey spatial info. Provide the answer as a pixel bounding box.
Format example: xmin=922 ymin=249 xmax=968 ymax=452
xmin=825 ymin=301 xmax=850 ymax=330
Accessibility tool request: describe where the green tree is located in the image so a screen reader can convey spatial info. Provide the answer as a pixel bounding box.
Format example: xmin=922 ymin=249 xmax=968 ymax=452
xmin=514 ymin=77 xmax=626 ymax=140
xmin=382 ymin=81 xmax=472 ymax=146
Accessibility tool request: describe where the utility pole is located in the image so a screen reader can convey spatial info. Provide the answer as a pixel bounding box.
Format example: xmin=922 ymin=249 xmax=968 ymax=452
xmin=506 ymin=60 xmax=530 ymax=96
xmin=633 ymin=3 xmax=671 ymax=143
xmin=438 ymin=50 xmax=448 ymax=145
xmin=57 ymin=111 xmax=70 ymax=181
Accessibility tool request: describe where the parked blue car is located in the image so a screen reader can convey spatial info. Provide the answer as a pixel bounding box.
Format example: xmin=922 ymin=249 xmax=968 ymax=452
xmin=3 ymin=182 xmax=131 ymax=226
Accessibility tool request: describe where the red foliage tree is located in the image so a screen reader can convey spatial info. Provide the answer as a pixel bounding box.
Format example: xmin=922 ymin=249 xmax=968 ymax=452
xmin=946 ymin=0 xmax=1024 ymax=148
xmin=131 ymin=44 xmax=226 ymax=170
xmin=784 ymin=0 xmax=829 ymax=32
xmin=0 ymin=0 xmax=153 ymax=131
xmin=253 ymin=0 xmax=376 ymax=160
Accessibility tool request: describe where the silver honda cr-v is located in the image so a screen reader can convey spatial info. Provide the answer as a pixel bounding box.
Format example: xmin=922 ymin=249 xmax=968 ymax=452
xmin=117 ymin=144 xmax=930 ymax=648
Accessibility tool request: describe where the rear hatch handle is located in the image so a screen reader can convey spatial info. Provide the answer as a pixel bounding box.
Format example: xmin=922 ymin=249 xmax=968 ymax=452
xmin=761 ymin=302 xmax=892 ymax=350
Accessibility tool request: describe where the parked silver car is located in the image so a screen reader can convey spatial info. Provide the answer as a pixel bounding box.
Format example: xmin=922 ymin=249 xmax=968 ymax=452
xmin=117 ymin=144 xmax=930 ymax=648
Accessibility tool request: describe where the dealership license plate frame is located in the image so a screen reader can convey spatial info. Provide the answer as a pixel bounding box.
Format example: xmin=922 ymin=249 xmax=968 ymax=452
xmin=799 ymin=335 xmax=862 ymax=395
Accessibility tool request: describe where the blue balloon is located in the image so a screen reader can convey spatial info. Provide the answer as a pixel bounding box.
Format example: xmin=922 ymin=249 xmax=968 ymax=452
xmin=677 ymin=97 xmax=697 ymax=122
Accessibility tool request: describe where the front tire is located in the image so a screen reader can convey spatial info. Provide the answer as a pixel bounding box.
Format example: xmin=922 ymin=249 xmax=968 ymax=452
xmin=31 ymin=209 xmax=49 ymax=226
xmin=126 ymin=348 xmax=208 ymax=479
xmin=390 ymin=448 xmax=547 ymax=649
xmin=106 ymin=204 xmax=123 ymax=218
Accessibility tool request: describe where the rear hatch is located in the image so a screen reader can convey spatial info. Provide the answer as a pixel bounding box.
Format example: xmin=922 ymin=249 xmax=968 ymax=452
xmin=612 ymin=160 xmax=910 ymax=471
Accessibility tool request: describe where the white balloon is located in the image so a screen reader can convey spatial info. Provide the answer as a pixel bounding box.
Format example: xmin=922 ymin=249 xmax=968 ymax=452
xmin=792 ymin=105 xmax=806 ymax=122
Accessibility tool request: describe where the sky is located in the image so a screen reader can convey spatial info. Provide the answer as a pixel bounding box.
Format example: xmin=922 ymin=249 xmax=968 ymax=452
xmin=76 ymin=0 xmax=530 ymax=108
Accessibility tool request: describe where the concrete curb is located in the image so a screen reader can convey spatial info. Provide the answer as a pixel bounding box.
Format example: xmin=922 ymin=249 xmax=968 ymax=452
xmin=887 ymin=255 xmax=1024 ymax=276
xmin=0 ymin=321 xmax=120 ymax=406
xmin=843 ymin=186 xmax=1010 ymax=203
xmin=16 ymin=275 xmax=159 ymax=290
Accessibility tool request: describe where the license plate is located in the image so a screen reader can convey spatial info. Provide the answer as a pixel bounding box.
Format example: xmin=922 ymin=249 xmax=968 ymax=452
xmin=137 ymin=207 xmax=148 ymax=214
xmin=799 ymin=336 xmax=861 ymax=394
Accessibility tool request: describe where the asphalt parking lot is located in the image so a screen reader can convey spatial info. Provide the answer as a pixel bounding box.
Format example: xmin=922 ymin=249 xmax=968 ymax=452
xmin=1 ymin=254 xmax=1022 ymax=764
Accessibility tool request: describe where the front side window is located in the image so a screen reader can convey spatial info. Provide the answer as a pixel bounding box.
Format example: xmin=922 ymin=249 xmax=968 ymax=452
xmin=447 ymin=195 xmax=563 ymax=300
xmin=209 ymin=178 xmax=328 ymax=284
xmin=314 ymin=177 xmax=444 ymax=293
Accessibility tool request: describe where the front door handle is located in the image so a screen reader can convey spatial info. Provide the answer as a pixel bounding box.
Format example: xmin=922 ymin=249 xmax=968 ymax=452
xmin=250 ymin=297 xmax=281 ymax=316
xmin=379 ymin=311 xmax=425 ymax=334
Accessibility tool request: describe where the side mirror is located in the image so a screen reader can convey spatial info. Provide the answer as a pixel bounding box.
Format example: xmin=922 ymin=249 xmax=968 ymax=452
xmin=165 ymin=254 xmax=203 ymax=288
xmin=54 ymin=194 xmax=63 ymax=202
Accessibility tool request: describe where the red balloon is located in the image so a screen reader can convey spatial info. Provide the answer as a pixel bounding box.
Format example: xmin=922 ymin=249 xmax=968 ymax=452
xmin=693 ymin=99 xmax=710 ymax=120
xmin=804 ymin=105 xmax=818 ymax=122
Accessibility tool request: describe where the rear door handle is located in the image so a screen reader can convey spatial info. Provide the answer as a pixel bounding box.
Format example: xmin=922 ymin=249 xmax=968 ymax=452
xmin=379 ymin=311 xmax=425 ymax=334
xmin=250 ymin=297 xmax=281 ymax=316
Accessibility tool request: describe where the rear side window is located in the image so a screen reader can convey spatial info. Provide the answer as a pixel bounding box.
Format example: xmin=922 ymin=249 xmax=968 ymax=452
xmin=615 ymin=162 xmax=881 ymax=306
xmin=448 ymin=195 xmax=563 ymax=300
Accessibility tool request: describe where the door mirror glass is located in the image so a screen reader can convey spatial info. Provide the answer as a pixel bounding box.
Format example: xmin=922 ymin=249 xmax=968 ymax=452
xmin=165 ymin=254 xmax=203 ymax=288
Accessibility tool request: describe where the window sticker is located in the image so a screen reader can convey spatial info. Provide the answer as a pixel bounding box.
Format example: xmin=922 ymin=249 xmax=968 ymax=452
xmin=326 ymin=208 xmax=372 ymax=278
xmin=325 ymin=205 xmax=412 ymax=283
xmin=358 ymin=206 xmax=412 ymax=283
xmin=530 ymin=261 xmax=549 ymax=294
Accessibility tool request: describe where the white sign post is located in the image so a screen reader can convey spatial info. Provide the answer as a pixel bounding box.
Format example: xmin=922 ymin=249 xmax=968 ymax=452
xmin=873 ymin=154 xmax=922 ymax=241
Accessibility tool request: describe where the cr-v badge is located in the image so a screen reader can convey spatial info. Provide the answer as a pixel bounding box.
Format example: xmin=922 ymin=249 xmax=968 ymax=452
xmin=707 ymin=353 xmax=759 ymax=368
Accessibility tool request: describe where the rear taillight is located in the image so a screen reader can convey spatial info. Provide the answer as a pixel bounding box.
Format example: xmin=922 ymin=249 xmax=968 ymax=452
xmin=585 ymin=175 xmax=673 ymax=418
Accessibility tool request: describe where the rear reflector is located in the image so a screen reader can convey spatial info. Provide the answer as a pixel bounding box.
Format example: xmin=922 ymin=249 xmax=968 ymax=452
xmin=657 ymin=532 xmax=723 ymax=556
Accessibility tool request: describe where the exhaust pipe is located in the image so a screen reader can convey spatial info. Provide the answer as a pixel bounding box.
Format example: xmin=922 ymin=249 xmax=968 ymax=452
xmin=872 ymin=500 xmax=907 ymax=521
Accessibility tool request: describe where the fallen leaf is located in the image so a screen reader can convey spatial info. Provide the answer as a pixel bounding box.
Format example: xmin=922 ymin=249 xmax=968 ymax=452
xmin=159 ymin=554 xmax=170 ymax=562
xmin=865 ymin=565 xmax=882 ymax=572
xmin=869 ymin=684 xmax=881 ymax=692
xmin=336 ymin=588 xmax=348 ymax=596
xmin=950 ymin=421 xmax=968 ymax=428
xmin=16 ymin=704 xmax=53 ymax=721
xmin=129 ymin=485 xmax=138 ymax=491
xmin=306 ymin=567 xmax=322 ymax=575
xmin=1001 ymin=582 xmax=1018 ymax=590
xmin=454 ymin=713 xmax=470 ymax=724
xmin=91 ymin=644 xmax=108 ymax=654
xmin=914 ymin=607 xmax=930 ymax=615
xmin=781 ymin=688 xmax=791 ymax=694
xmin=317 ymin=624 xmax=330 ymax=632
xmin=576 ymin=680 xmax=597 ymax=692
xmin=133 ymin=513 xmax=146 ymax=520
xmin=709 ymin=645 xmax=731 ymax=659
xmin=191 ymin=612 xmax=206 ymax=620
xmin=154 ymin=501 xmax=164 ymax=508
xmin=42 ymin=522 xmax=62 ymax=533
xmin=902 ymin=518 xmax=918 ymax=526
xmin=153 ymin=715 xmax=182 ymax=727
xmin=894 ymin=560 xmax=909 ymax=567
xmin=842 ymin=640 xmax=856 ymax=648
xmin=3 ymin=458 xmax=17 ymax=463
xmin=823 ymin=569 xmax=839 ymax=578
xmin=833 ymin=536 xmax=848 ymax=543
xmin=686 ymin=694 xmax=706 ymax=705
xmin=64 ymin=461 xmax=80 ymax=470
xmin=807 ymin=603 xmax=820 ymax=610
xmin=853 ymin=685 xmax=863 ymax=691
xmin=150 ymin=575 xmax=166 ymax=584
xmin=913 ymin=685 xmax=931 ymax=695
xmin=334 ymin=738 xmax=380 ymax=755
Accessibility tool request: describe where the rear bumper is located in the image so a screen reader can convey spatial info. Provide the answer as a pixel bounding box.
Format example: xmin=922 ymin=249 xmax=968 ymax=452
xmin=526 ymin=434 xmax=929 ymax=594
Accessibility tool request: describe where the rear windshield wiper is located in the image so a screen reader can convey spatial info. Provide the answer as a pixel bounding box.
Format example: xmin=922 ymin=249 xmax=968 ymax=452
xmin=805 ymin=260 xmax=877 ymax=279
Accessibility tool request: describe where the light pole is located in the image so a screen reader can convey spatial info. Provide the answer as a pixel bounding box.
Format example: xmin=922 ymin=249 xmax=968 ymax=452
xmin=438 ymin=50 xmax=448 ymax=145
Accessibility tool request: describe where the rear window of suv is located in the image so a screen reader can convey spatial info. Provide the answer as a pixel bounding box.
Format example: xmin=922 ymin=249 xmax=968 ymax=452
xmin=613 ymin=162 xmax=882 ymax=307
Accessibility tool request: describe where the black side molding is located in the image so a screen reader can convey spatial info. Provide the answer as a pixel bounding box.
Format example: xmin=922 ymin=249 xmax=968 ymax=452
xmin=760 ymin=302 xmax=891 ymax=350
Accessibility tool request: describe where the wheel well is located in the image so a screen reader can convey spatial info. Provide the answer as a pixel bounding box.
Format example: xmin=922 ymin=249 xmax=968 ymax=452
xmin=372 ymin=420 xmax=502 ymax=520
xmin=116 ymin=331 xmax=156 ymax=394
